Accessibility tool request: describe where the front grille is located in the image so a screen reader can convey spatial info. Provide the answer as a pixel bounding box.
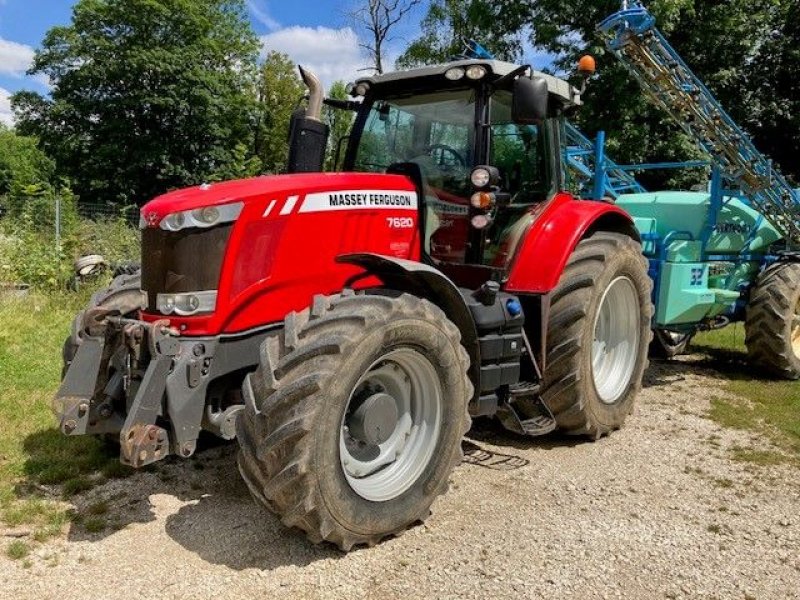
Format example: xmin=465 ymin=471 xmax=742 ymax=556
xmin=141 ymin=224 xmax=233 ymax=312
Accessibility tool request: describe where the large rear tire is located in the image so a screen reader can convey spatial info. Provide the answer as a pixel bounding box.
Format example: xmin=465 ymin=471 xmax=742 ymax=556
xmin=745 ymin=262 xmax=800 ymax=380
xmin=236 ymin=292 xmax=472 ymax=550
xmin=541 ymin=232 xmax=652 ymax=438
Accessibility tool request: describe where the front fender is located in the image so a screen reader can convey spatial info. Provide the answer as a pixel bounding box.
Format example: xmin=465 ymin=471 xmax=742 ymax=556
xmin=505 ymin=193 xmax=639 ymax=294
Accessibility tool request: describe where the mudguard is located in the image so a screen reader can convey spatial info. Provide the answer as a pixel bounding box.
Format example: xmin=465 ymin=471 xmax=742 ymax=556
xmin=505 ymin=193 xmax=639 ymax=294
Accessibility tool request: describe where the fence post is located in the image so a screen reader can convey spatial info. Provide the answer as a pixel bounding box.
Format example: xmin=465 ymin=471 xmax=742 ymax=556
xmin=55 ymin=195 xmax=61 ymax=255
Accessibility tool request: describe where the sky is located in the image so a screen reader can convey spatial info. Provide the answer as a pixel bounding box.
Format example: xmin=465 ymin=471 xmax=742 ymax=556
xmin=0 ymin=0 xmax=552 ymax=126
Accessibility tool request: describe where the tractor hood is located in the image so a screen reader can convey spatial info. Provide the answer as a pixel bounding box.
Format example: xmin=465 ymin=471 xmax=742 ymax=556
xmin=139 ymin=172 xmax=418 ymax=230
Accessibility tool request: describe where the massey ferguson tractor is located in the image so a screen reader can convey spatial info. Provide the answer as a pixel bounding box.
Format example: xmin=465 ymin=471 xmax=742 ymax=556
xmin=55 ymin=57 xmax=653 ymax=549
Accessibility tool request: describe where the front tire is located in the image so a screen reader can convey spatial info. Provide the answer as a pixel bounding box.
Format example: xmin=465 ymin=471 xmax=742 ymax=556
xmin=541 ymin=232 xmax=652 ymax=438
xmin=236 ymin=292 xmax=472 ymax=550
xmin=61 ymin=270 xmax=143 ymax=377
xmin=745 ymin=262 xmax=800 ymax=379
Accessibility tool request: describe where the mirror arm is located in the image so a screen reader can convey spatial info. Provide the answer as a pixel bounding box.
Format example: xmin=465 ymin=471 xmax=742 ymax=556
xmin=323 ymin=98 xmax=361 ymax=112
xmin=492 ymin=65 xmax=531 ymax=90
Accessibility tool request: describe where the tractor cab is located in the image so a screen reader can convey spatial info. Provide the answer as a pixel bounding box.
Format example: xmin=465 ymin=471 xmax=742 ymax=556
xmin=337 ymin=60 xmax=583 ymax=270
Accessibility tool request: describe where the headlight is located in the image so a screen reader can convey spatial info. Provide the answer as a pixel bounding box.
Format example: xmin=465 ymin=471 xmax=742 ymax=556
xmin=157 ymin=290 xmax=217 ymax=316
xmin=160 ymin=202 xmax=243 ymax=231
xmin=471 ymin=167 xmax=491 ymax=188
xmin=445 ymin=67 xmax=465 ymax=81
xmin=471 ymin=214 xmax=492 ymax=229
xmin=465 ymin=65 xmax=487 ymax=80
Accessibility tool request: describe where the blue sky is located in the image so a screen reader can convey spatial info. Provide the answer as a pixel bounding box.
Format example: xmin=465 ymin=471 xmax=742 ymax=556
xmin=0 ymin=0 xmax=550 ymax=125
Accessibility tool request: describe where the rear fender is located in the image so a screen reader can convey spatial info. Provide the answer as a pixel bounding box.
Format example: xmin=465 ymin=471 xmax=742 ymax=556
xmin=336 ymin=253 xmax=480 ymax=401
xmin=505 ymin=193 xmax=640 ymax=294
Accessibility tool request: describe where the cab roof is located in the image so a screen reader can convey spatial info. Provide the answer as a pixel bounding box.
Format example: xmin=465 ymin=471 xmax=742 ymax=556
xmin=354 ymin=59 xmax=582 ymax=107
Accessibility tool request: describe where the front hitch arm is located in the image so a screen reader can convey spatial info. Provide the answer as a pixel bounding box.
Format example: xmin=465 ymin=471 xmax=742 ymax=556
xmin=54 ymin=308 xmax=123 ymax=436
xmin=118 ymin=320 xmax=180 ymax=468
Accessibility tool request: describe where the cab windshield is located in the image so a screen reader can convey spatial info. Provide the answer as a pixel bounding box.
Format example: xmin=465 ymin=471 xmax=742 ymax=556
xmin=353 ymin=89 xmax=476 ymax=202
xmin=350 ymin=83 xmax=552 ymax=265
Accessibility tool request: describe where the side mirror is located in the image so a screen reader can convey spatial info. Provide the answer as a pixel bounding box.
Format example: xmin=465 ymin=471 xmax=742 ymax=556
xmin=512 ymin=76 xmax=549 ymax=124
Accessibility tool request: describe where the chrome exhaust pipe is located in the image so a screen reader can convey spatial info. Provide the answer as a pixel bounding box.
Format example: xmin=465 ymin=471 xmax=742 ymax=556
xmin=298 ymin=66 xmax=323 ymax=122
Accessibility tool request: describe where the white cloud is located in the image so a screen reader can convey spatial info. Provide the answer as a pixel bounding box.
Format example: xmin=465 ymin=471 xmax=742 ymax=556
xmin=0 ymin=37 xmax=34 ymax=77
xmin=260 ymin=26 xmax=368 ymax=89
xmin=0 ymin=87 xmax=13 ymax=126
xmin=248 ymin=0 xmax=281 ymax=32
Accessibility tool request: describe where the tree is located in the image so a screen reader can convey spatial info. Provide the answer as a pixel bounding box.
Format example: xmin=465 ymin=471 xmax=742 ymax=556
xmin=397 ymin=0 xmax=522 ymax=68
xmin=498 ymin=0 xmax=788 ymax=188
xmin=0 ymin=124 xmax=56 ymax=203
xmin=352 ymin=0 xmax=423 ymax=74
xmin=744 ymin=1 xmax=800 ymax=183
xmin=323 ymin=81 xmax=355 ymax=171
xmin=255 ymin=52 xmax=306 ymax=174
xmin=399 ymin=0 xmax=800 ymax=187
xmin=12 ymin=0 xmax=261 ymax=206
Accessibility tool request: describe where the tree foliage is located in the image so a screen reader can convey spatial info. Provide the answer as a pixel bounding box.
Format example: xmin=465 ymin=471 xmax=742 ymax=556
xmin=399 ymin=0 xmax=800 ymax=186
xmin=323 ymin=81 xmax=355 ymax=171
xmin=11 ymin=0 xmax=261 ymax=206
xmin=0 ymin=124 xmax=56 ymax=201
xmin=255 ymin=51 xmax=306 ymax=175
xmin=398 ymin=0 xmax=522 ymax=68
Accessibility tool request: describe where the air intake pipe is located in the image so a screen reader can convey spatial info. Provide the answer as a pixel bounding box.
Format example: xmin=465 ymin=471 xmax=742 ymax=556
xmin=287 ymin=66 xmax=330 ymax=173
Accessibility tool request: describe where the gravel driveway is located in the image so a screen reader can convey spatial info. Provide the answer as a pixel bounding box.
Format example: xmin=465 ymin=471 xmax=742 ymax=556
xmin=2 ymin=358 xmax=798 ymax=600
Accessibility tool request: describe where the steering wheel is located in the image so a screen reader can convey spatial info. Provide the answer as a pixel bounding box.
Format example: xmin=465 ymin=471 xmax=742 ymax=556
xmin=425 ymin=144 xmax=466 ymax=170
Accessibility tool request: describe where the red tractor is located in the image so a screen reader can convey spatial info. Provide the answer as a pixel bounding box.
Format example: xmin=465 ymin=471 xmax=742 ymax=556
xmin=56 ymin=58 xmax=652 ymax=550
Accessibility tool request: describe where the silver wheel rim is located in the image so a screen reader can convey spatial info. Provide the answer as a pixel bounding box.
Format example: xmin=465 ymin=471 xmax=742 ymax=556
xmin=592 ymin=276 xmax=640 ymax=404
xmin=339 ymin=348 xmax=442 ymax=502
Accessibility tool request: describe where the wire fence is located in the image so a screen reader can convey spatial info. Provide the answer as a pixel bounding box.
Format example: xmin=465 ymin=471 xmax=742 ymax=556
xmin=76 ymin=203 xmax=140 ymax=226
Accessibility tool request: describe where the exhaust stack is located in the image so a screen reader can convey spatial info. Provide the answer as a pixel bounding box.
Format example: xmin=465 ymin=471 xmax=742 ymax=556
xmin=287 ymin=66 xmax=330 ymax=173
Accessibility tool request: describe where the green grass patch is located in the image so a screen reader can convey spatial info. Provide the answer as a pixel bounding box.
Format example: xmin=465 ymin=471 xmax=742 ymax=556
xmin=6 ymin=540 xmax=30 ymax=560
xmin=694 ymin=328 xmax=800 ymax=462
xmin=83 ymin=516 xmax=106 ymax=533
xmin=0 ymin=290 xmax=122 ymax=540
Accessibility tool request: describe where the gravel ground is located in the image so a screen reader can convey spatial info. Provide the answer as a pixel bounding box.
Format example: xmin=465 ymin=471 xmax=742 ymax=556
xmin=2 ymin=357 xmax=798 ymax=600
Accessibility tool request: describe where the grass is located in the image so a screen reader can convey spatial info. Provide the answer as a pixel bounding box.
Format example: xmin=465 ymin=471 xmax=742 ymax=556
xmin=6 ymin=540 xmax=30 ymax=560
xmin=692 ymin=327 xmax=800 ymax=463
xmin=0 ymin=288 xmax=122 ymax=542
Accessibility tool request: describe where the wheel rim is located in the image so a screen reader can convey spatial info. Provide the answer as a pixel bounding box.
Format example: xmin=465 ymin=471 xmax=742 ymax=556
xmin=592 ymin=276 xmax=641 ymax=404
xmin=339 ymin=348 xmax=442 ymax=502
xmin=792 ymin=297 xmax=800 ymax=358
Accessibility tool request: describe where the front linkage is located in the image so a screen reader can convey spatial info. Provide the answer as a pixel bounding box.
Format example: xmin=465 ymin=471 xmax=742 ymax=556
xmin=54 ymin=308 xmax=263 ymax=467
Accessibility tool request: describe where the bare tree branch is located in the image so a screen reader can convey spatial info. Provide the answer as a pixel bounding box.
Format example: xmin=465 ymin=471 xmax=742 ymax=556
xmin=350 ymin=0 xmax=422 ymax=74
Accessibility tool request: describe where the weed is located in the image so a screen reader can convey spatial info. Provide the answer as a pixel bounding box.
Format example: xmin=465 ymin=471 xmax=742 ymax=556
xmin=83 ymin=516 xmax=106 ymax=533
xmin=7 ymin=540 xmax=30 ymax=560
xmin=63 ymin=477 xmax=94 ymax=497
xmin=86 ymin=500 xmax=109 ymax=516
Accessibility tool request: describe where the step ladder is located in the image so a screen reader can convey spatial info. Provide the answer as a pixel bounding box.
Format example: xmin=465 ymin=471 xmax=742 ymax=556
xmin=599 ymin=3 xmax=800 ymax=242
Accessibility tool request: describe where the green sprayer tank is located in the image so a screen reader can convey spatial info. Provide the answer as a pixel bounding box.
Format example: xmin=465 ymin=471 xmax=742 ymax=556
xmin=616 ymin=192 xmax=781 ymax=327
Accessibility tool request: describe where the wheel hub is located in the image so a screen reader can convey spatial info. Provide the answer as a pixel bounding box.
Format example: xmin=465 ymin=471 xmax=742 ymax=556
xmin=346 ymin=392 xmax=399 ymax=446
xmin=792 ymin=298 xmax=800 ymax=357
xmin=339 ymin=348 xmax=442 ymax=502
